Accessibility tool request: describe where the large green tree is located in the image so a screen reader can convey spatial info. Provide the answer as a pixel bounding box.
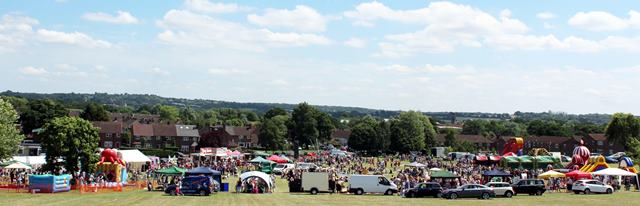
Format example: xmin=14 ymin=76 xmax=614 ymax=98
xmin=315 ymin=111 xmax=335 ymax=143
xmin=80 ymin=103 xmax=109 ymax=121
xmin=288 ymin=102 xmax=319 ymax=158
xmin=418 ymin=115 xmax=437 ymax=149
xmin=0 ymin=99 xmax=25 ymax=161
xmin=158 ymin=105 xmax=179 ymax=122
xmin=605 ymin=113 xmax=640 ymax=149
xmin=348 ymin=116 xmax=378 ymax=152
xmin=444 ymin=129 xmax=457 ymax=147
xmin=389 ymin=111 xmax=426 ymax=152
xmin=41 ymin=117 xmax=100 ymax=174
xmin=264 ymin=107 xmax=287 ymax=119
xmin=259 ymin=115 xmax=289 ymax=150
xmin=20 ymin=99 xmax=67 ymax=134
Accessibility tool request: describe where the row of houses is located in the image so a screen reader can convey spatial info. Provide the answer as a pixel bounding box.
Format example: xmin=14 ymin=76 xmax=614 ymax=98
xmin=91 ymin=120 xmax=263 ymax=153
xmin=433 ymin=133 xmax=624 ymax=155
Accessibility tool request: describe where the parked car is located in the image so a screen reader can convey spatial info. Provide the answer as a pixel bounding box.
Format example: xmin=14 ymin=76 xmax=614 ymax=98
xmin=273 ymin=163 xmax=295 ymax=175
xmin=442 ymin=184 xmax=495 ymax=200
xmin=572 ymin=180 xmax=614 ymax=194
xmin=561 ymin=155 xmax=572 ymax=162
xmin=164 ymin=176 xmax=213 ymax=196
xmin=511 ymin=179 xmax=546 ymax=196
xmin=348 ymin=175 xmax=397 ymax=195
xmin=485 ymin=182 xmax=514 ymax=198
xmin=296 ymin=163 xmax=318 ymax=171
xmin=404 ymin=182 xmax=443 ymax=198
xmin=302 ymin=172 xmax=332 ymax=195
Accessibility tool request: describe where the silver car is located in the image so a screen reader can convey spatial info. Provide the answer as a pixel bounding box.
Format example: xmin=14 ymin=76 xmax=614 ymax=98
xmin=572 ymin=180 xmax=614 ymax=194
xmin=485 ymin=182 xmax=514 ymax=198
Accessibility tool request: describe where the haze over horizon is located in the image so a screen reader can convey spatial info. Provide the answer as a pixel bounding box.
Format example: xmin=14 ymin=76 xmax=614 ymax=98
xmin=2 ymin=0 xmax=639 ymax=114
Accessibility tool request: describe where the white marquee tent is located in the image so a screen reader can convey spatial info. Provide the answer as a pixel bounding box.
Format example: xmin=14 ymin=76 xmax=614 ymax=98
xmin=118 ymin=149 xmax=151 ymax=171
xmin=592 ymin=168 xmax=639 ymax=189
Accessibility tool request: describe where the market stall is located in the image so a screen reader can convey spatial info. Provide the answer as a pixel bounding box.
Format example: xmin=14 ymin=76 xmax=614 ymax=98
xmin=482 ymin=169 xmax=512 ymax=183
xmin=538 ymin=170 xmax=565 ymax=179
xmin=185 ymin=167 xmax=222 ymax=186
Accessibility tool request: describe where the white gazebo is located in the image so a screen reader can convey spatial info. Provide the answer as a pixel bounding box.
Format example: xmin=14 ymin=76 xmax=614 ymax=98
xmin=592 ymin=168 xmax=639 ymax=189
xmin=118 ymin=149 xmax=151 ymax=171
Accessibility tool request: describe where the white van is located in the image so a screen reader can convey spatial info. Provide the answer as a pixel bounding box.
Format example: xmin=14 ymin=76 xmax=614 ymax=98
xmin=348 ymin=175 xmax=397 ymax=195
xmin=302 ymin=172 xmax=332 ymax=195
xmin=273 ymin=163 xmax=294 ymax=175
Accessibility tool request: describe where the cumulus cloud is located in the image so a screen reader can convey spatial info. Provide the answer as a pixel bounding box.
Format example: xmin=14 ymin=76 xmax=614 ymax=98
xmin=36 ymin=29 xmax=112 ymax=48
xmin=350 ymin=1 xmax=529 ymax=57
xmin=0 ymin=14 xmax=38 ymax=51
xmin=536 ymin=12 xmax=556 ymax=20
xmin=343 ymin=1 xmax=429 ymax=26
xmin=156 ymin=9 xmax=330 ymax=51
xmin=247 ymin=5 xmax=327 ymax=32
xmin=208 ymin=68 xmax=248 ymax=75
xmin=148 ymin=67 xmax=170 ymax=76
xmin=343 ymin=37 xmax=366 ymax=48
xmin=184 ymin=0 xmax=245 ymax=13
xmin=568 ymin=10 xmax=640 ymax=31
xmin=386 ymin=64 xmax=474 ymax=74
xmin=19 ymin=66 xmax=48 ymax=76
xmin=83 ymin=11 xmax=140 ymax=24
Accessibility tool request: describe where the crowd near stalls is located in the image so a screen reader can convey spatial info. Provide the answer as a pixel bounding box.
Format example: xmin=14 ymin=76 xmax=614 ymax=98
xmin=3 ymin=142 xmax=640 ymax=199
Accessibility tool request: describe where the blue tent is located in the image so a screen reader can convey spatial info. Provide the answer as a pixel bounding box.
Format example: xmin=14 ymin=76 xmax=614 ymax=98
xmin=482 ymin=169 xmax=512 ymax=177
xmin=185 ymin=167 xmax=222 ymax=184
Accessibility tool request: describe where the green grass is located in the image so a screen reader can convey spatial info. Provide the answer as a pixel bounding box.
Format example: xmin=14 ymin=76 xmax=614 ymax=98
xmin=1 ymin=177 xmax=638 ymax=206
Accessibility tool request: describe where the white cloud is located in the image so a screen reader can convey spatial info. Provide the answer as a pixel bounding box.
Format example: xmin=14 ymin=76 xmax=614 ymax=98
xmin=343 ymin=37 xmax=366 ymax=48
xmin=536 ymin=12 xmax=556 ymax=20
xmin=36 ymin=29 xmax=112 ymax=48
xmin=19 ymin=66 xmax=48 ymax=76
xmin=343 ymin=1 xmax=429 ymax=26
xmin=268 ymin=79 xmax=289 ymax=86
xmin=148 ymin=67 xmax=170 ymax=76
xmin=184 ymin=0 xmax=244 ymax=13
xmin=156 ymin=10 xmax=330 ymax=51
xmin=0 ymin=14 xmax=38 ymax=52
xmin=83 ymin=11 xmax=140 ymax=24
xmin=386 ymin=64 xmax=474 ymax=74
xmin=359 ymin=1 xmax=529 ymax=56
xmin=208 ymin=68 xmax=248 ymax=75
xmin=247 ymin=5 xmax=327 ymax=32
xmin=568 ymin=10 xmax=640 ymax=31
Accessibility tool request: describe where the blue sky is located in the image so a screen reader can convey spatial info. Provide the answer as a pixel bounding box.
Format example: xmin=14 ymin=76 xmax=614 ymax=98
xmin=1 ymin=0 xmax=639 ymax=114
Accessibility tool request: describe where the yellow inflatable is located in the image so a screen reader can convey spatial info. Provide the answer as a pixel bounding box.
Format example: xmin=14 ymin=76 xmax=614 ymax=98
xmin=579 ymin=156 xmax=609 ymax=172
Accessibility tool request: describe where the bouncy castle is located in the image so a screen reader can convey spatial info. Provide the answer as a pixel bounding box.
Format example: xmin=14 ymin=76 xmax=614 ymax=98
xmin=29 ymin=174 xmax=71 ymax=193
xmin=95 ymin=148 xmax=128 ymax=183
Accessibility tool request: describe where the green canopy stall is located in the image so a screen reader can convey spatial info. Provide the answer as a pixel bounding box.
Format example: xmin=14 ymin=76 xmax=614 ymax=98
xmin=154 ymin=166 xmax=186 ymax=175
xmin=430 ymin=170 xmax=460 ymax=179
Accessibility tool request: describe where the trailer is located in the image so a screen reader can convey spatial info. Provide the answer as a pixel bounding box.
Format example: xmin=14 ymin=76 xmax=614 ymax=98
xmin=302 ymin=172 xmax=331 ymax=195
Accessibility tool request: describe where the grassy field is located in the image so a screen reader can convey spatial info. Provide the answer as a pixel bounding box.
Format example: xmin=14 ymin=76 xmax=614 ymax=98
xmin=1 ymin=177 xmax=638 ymax=206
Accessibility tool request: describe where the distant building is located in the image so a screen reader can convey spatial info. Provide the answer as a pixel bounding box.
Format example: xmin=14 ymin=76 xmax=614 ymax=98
xmin=130 ymin=123 xmax=200 ymax=153
xmin=199 ymin=125 xmax=259 ymax=148
xmin=91 ymin=121 xmax=124 ymax=148
xmin=435 ymin=134 xmax=497 ymax=151
xmin=330 ymin=129 xmax=351 ymax=146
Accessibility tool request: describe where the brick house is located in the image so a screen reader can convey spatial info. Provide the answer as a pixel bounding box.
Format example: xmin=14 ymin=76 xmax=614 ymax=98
xmin=92 ymin=121 xmax=123 ymax=148
xmin=132 ymin=123 xmax=153 ymax=149
xmin=330 ymin=129 xmax=351 ymax=146
xmin=582 ymin=134 xmax=625 ymax=155
xmin=176 ymin=124 xmax=200 ymax=153
xmin=435 ymin=134 xmax=498 ymax=151
xmin=198 ymin=125 xmax=259 ymax=148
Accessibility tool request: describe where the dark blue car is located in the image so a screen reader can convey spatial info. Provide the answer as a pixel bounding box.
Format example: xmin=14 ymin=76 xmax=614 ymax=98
xmin=165 ymin=176 xmax=213 ymax=196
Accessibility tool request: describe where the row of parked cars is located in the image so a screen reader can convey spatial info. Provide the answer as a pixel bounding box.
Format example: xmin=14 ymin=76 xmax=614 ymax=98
xmin=404 ymin=179 xmax=544 ymax=199
xmin=404 ymin=178 xmax=615 ymax=199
